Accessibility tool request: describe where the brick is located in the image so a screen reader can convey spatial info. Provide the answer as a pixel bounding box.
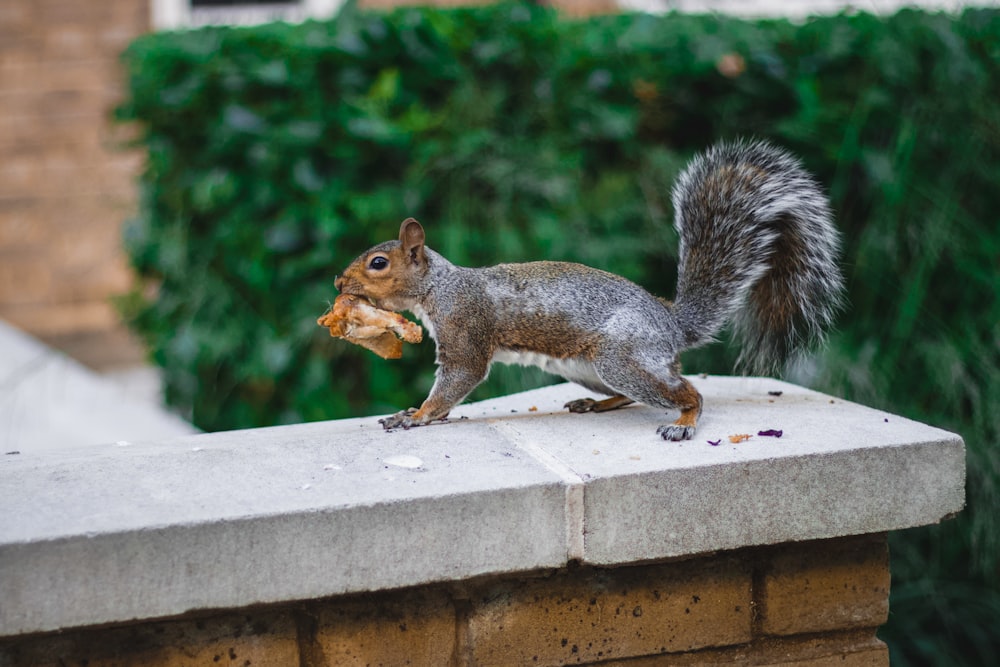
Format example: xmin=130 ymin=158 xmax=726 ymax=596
xmin=51 ymin=217 xmax=129 ymax=267
xmin=0 ymin=111 xmax=99 ymax=149
xmin=0 ymin=154 xmax=39 ymax=198
xmin=0 ymin=204 xmax=132 ymax=305
xmin=0 ymin=64 xmax=37 ymax=94
xmin=0 ymin=299 xmax=123 ymax=336
xmin=312 ymin=589 xmax=457 ymax=666
xmin=0 ymin=610 xmax=300 ymax=667
xmin=772 ymin=645 xmax=888 ymax=667
xmin=100 ymin=152 xmax=145 ymax=195
xmin=31 ymin=60 xmax=110 ymax=94
xmin=751 ymin=631 xmax=889 ymax=667
xmin=0 ymin=3 xmax=33 ymax=34
xmin=549 ymin=0 xmax=619 ymax=17
xmin=0 ymin=154 xmax=111 ymax=198
xmin=759 ymin=534 xmax=890 ymax=636
xmin=100 ymin=23 xmax=144 ymax=51
xmin=109 ymin=0 xmax=150 ymax=30
xmin=39 ymin=0 xmax=108 ymax=24
xmin=6 ymin=192 xmax=130 ymax=231
xmin=39 ymin=322 xmax=148 ymax=370
xmin=0 ymin=88 xmax=106 ymax=125
xmin=0 ymin=42 xmax=41 ymax=69
xmin=0 ymin=199 xmax=50 ymax=251
xmin=466 ymin=557 xmax=752 ymax=666
xmin=44 ymin=27 xmax=98 ymax=62
xmin=0 ymin=258 xmax=52 ymax=304
xmin=0 ymin=92 xmax=38 ymax=121
xmin=596 ymin=631 xmax=888 ymax=666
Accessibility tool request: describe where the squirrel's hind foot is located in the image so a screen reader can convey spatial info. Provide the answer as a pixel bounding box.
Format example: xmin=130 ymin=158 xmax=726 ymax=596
xmin=564 ymin=395 xmax=634 ymax=413
xmin=657 ymin=407 xmax=699 ymax=441
xmin=657 ymin=423 xmax=696 ymax=441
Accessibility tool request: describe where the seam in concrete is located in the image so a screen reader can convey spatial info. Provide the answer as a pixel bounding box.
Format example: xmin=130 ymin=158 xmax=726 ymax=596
xmin=488 ymin=418 xmax=585 ymax=561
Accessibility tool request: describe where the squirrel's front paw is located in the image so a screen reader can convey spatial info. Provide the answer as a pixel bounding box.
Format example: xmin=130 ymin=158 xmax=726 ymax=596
xmin=657 ymin=423 xmax=696 ymax=441
xmin=379 ymin=408 xmax=419 ymax=431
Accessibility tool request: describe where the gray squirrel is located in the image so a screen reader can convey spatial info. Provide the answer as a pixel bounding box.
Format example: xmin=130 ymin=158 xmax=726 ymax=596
xmin=334 ymin=139 xmax=844 ymax=440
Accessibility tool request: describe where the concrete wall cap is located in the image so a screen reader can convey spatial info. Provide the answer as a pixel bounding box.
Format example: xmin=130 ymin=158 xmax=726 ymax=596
xmin=0 ymin=377 xmax=965 ymax=636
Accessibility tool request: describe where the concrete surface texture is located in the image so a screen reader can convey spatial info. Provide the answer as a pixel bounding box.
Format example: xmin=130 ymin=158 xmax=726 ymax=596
xmin=0 ymin=321 xmax=197 ymax=452
xmin=0 ymin=375 xmax=965 ymax=637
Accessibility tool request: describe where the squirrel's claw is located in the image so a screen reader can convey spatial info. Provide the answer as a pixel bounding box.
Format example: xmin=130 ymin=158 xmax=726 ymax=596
xmin=379 ymin=408 xmax=419 ymax=431
xmin=657 ymin=423 xmax=696 ymax=441
xmin=566 ymin=395 xmax=635 ymax=413
xmin=564 ymin=398 xmax=598 ymax=413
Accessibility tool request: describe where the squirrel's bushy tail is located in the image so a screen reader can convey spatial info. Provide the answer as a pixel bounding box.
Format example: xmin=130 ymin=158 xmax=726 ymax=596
xmin=671 ymin=139 xmax=844 ymax=375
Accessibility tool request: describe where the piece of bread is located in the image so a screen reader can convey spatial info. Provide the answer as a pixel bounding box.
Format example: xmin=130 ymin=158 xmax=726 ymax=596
xmin=318 ymin=294 xmax=423 ymax=359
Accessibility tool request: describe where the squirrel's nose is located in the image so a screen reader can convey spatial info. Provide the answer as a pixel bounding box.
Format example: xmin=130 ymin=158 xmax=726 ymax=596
xmin=334 ymin=275 xmax=343 ymax=292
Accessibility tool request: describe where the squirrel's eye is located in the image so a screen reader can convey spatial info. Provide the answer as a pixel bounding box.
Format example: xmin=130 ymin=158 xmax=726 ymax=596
xmin=368 ymin=256 xmax=389 ymax=271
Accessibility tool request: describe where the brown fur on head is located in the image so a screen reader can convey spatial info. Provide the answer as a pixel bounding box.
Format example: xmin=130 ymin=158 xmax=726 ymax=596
xmin=334 ymin=218 xmax=428 ymax=312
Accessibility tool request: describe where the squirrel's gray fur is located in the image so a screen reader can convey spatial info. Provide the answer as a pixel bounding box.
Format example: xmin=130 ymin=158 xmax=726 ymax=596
xmin=671 ymin=139 xmax=843 ymax=374
xmin=334 ymin=139 xmax=844 ymax=440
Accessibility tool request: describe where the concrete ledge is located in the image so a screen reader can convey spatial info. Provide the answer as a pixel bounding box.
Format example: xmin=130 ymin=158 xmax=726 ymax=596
xmin=0 ymin=377 xmax=965 ymax=637
xmin=0 ymin=321 xmax=196 ymax=451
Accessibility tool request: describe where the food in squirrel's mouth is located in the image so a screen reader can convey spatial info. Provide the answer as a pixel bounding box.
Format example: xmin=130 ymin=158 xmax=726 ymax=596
xmin=317 ymin=294 xmax=422 ymax=360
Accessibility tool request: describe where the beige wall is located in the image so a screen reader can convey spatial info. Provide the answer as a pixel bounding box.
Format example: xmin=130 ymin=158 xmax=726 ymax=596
xmin=0 ymin=0 xmax=150 ymax=369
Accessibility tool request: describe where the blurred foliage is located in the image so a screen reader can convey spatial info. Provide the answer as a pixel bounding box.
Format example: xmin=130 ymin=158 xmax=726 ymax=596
xmin=117 ymin=3 xmax=999 ymax=664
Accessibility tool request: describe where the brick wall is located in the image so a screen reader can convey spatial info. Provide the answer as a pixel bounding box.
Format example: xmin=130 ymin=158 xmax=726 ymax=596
xmin=0 ymin=0 xmax=150 ymax=369
xmin=0 ymin=533 xmax=890 ymax=666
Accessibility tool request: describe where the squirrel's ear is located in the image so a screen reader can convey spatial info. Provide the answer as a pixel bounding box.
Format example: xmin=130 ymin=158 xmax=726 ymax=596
xmin=399 ymin=218 xmax=425 ymax=264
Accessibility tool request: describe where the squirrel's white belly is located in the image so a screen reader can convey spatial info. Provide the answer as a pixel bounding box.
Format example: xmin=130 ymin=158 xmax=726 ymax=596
xmin=491 ymin=349 xmax=610 ymax=394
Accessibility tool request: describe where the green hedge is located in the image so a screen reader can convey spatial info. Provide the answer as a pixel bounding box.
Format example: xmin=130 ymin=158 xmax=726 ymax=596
xmin=117 ymin=4 xmax=1000 ymax=664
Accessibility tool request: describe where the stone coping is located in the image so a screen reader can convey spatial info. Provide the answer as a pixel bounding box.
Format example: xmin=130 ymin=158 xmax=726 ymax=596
xmin=0 ymin=377 xmax=965 ymax=637
xmin=0 ymin=321 xmax=197 ymax=452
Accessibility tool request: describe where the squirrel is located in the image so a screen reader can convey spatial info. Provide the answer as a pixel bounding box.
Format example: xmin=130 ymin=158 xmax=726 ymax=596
xmin=334 ymin=139 xmax=844 ymax=440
